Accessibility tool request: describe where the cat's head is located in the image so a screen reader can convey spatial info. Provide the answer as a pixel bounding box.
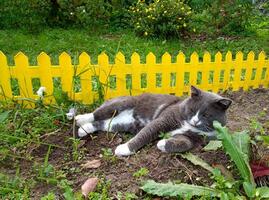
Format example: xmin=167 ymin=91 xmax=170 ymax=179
xmin=183 ymin=86 xmax=232 ymax=132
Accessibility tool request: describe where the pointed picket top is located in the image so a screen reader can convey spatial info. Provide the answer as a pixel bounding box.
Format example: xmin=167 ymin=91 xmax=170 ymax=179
xmin=176 ymin=51 xmax=185 ymax=63
xmin=190 ymin=52 xmax=199 ymax=63
xmin=0 ymin=51 xmax=7 ymax=64
xmin=203 ymin=51 xmax=211 ymax=63
xmin=215 ymin=51 xmax=222 ymax=62
xmin=131 ymin=52 xmax=140 ymax=64
xmin=59 ymin=52 xmax=71 ymax=65
xmin=247 ymin=51 xmax=255 ymax=60
xmin=37 ymin=52 xmax=51 ymax=65
xmin=235 ymin=51 xmax=243 ymax=61
xmin=115 ymin=51 xmax=125 ymax=65
xmin=14 ymin=52 xmax=28 ymax=65
xmin=225 ymin=51 xmax=232 ymax=61
xmin=258 ymin=51 xmax=266 ymax=60
xmin=162 ymin=52 xmax=171 ymax=64
xmin=146 ymin=52 xmax=156 ymax=65
xmin=98 ymin=52 xmax=109 ymax=66
xmin=79 ymin=52 xmax=91 ymax=66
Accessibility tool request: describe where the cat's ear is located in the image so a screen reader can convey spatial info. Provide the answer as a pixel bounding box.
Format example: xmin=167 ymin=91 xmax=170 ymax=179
xmin=216 ymin=98 xmax=232 ymax=110
xmin=191 ymin=85 xmax=201 ymax=98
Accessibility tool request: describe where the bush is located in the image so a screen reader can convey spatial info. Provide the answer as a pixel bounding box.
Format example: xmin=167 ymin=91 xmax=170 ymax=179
xmin=189 ymin=0 xmax=253 ymax=36
xmin=0 ymin=0 xmax=51 ymax=31
xmin=129 ymin=0 xmax=193 ymax=38
xmin=55 ymin=0 xmax=111 ymax=27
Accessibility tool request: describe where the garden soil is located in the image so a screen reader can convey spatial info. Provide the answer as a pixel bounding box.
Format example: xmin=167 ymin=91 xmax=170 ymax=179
xmin=10 ymin=88 xmax=269 ymax=199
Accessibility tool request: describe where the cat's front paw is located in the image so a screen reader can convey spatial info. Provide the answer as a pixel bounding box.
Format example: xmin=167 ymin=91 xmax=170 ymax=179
xmin=115 ymin=143 xmax=134 ymax=157
xmin=157 ymin=139 xmax=167 ymax=152
xmin=78 ymin=123 xmax=96 ymax=138
xmin=75 ymin=113 xmax=94 ymax=126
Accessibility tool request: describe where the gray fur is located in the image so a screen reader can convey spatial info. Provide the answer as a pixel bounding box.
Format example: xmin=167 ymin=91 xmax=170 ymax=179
xmin=77 ymin=86 xmax=232 ymax=154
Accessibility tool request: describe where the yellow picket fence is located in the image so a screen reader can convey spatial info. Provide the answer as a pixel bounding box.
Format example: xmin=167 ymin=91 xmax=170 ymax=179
xmin=0 ymin=51 xmax=268 ymax=105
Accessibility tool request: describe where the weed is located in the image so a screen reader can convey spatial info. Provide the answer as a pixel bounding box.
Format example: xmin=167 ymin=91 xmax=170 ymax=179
xmin=69 ymin=137 xmax=81 ymax=161
xmin=250 ymin=117 xmax=265 ymax=134
xmin=133 ymin=167 xmax=149 ymax=178
xmin=88 ymin=178 xmax=111 ymax=200
xmin=159 ymin=132 xmax=171 ymax=139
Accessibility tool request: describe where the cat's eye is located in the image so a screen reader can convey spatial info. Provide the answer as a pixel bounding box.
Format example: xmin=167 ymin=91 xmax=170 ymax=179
xmin=203 ymin=113 xmax=210 ymax=118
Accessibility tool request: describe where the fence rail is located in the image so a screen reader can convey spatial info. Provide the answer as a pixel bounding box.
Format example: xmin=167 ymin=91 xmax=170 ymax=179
xmin=0 ymin=51 xmax=268 ymax=106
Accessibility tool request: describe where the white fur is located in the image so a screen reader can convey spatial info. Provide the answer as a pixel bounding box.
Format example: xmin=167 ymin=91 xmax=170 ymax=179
xmin=189 ymin=111 xmax=201 ymax=126
xmin=157 ymin=139 xmax=167 ymax=152
xmin=75 ymin=113 xmax=94 ymax=126
xmin=115 ymin=143 xmax=134 ymax=156
xmin=78 ymin=123 xmax=96 ymax=137
xmin=103 ymin=109 xmax=135 ymax=131
xmin=171 ymin=121 xmax=200 ymax=136
xmin=171 ymin=121 xmax=216 ymax=137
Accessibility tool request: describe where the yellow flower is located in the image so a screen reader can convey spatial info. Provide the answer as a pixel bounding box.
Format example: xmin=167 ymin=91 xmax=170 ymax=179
xmin=164 ymin=10 xmax=167 ymax=14
xmin=144 ymin=32 xmax=148 ymax=36
xmin=181 ymin=7 xmax=185 ymax=11
xmin=183 ymin=23 xmax=187 ymax=27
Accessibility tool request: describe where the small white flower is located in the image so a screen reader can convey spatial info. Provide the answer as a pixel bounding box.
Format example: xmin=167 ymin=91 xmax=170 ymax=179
xmin=66 ymin=108 xmax=76 ymax=120
xmin=37 ymin=87 xmax=46 ymax=99
xmin=82 ymin=9 xmax=86 ymax=13
xmin=70 ymin=12 xmax=74 ymax=15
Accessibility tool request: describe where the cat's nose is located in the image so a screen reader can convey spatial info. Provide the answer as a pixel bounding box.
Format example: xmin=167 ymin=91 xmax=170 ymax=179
xmin=190 ymin=119 xmax=201 ymax=126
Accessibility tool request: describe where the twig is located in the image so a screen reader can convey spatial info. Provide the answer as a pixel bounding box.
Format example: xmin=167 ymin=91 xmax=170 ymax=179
xmin=40 ymin=128 xmax=62 ymax=139
xmin=106 ymin=110 xmax=117 ymax=140
xmin=109 ymin=132 xmax=118 ymax=144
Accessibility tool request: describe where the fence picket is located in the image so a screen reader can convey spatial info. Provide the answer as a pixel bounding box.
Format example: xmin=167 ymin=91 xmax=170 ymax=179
xmin=79 ymin=52 xmax=92 ymax=104
xmin=59 ymin=52 xmax=73 ymax=99
xmin=37 ymin=52 xmax=54 ymax=104
xmin=0 ymin=51 xmax=12 ymax=100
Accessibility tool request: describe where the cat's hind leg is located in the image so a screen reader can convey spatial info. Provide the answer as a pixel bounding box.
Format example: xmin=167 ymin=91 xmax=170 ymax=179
xmin=157 ymin=134 xmax=194 ymax=153
xmin=75 ymin=96 xmax=135 ymax=127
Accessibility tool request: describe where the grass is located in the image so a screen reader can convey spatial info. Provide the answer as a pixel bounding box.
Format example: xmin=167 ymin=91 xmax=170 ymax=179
xmin=0 ymin=28 xmax=269 ymax=65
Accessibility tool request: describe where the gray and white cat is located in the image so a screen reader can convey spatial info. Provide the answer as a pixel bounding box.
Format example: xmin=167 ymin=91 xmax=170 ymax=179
xmin=75 ymin=86 xmax=232 ymax=156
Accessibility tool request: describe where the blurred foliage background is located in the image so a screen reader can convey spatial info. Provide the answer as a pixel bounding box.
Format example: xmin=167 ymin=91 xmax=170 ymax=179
xmin=0 ymin=0 xmax=268 ymax=37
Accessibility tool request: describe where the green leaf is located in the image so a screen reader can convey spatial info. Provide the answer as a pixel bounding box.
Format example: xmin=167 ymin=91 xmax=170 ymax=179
xmin=0 ymin=111 xmax=11 ymax=123
xmin=203 ymin=140 xmax=222 ymax=151
xmin=180 ymin=152 xmax=214 ymax=173
xmin=232 ymin=130 xmax=250 ymax=162
xmin=243 ymin=182 xmax=255 ymax=198
xmin=141 ymin=180 xmax=222 ymax=197
xmin=213 ymin=121 xmax=254 ymax=184
xmin=256 ymin=187 xmax=269 ymax=199
xmin=256 ymin=135 xmax=269 ymax=145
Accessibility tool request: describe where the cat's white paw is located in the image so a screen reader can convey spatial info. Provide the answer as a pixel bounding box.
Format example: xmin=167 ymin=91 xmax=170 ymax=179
xmin=78 ymin=123 xmax=96 ymax=137
xmin=115 ymin=143 xmax=134 ymax=157
xmin=157 ymin=139 xmax=167 ymax=152
xmin=75 ymin=113 xmax=94 ymax=126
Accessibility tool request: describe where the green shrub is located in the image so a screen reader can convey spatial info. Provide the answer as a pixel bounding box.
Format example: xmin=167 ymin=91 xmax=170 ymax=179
xmin=56 ymin=0 xmax=111 ymax=27
xmin=129 ymin=0 xmax=193 ymax=38
xmin=0 ymin=0 xmax=51 ymax=31
xmin=190 ymin=0 xmax=253 ymax=36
